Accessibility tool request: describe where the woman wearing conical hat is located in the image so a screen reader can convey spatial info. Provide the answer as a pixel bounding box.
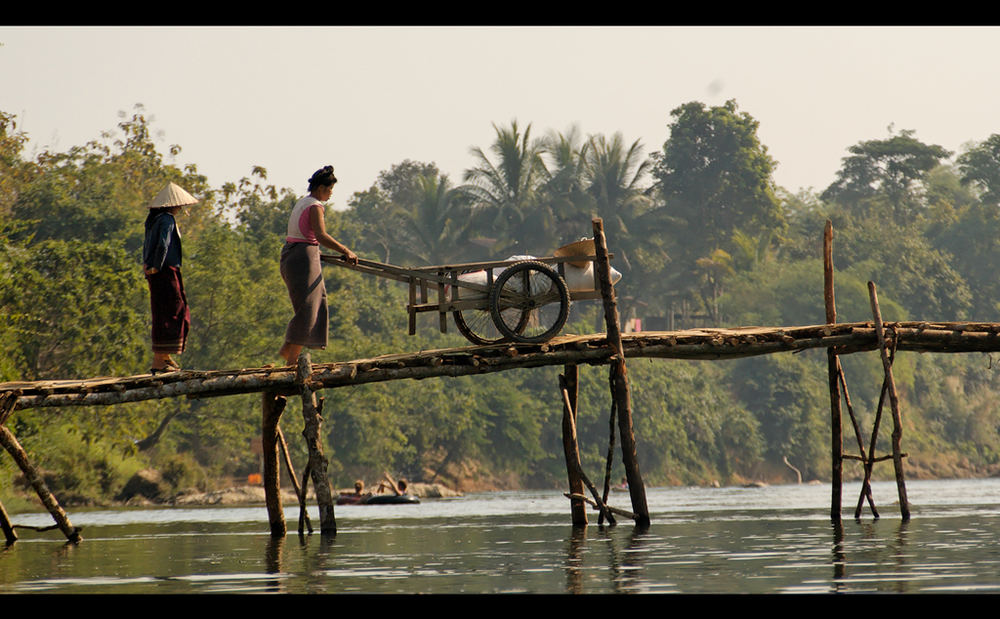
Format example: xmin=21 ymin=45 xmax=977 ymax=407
xmin=278 ymin=165 xmax=357 ymax=365
xmin=142 ymin=182 xmax=196 ymax=374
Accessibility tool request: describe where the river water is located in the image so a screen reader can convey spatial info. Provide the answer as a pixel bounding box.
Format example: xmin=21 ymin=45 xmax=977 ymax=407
xmin=3 ymin=478 xmax=1000 ymax=594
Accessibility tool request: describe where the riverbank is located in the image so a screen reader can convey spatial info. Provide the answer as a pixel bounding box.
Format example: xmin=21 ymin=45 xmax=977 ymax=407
xmin=126 ymin=481 xmax=463 ymax=508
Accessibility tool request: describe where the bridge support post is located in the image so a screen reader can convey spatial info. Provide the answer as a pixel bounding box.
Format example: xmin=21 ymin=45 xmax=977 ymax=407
xmin=0 ymin=498 xmax=17 ymax=545
xmin=297 ymin=352 xmax=337 ymax=535
xmin=868 ymin=282 xmax=911 ymax=521
xmin=262 ymin=391 xmax=286 ymax=537
xmin=0 ymin=423 xmax=81 ymax=543
xmin=824 ymin=221 xmax=844 ymax=524
xmin=560 ymin=364 xmax=588 ymax=526
xmin=593 ymin=218 xmax=650 ymax=528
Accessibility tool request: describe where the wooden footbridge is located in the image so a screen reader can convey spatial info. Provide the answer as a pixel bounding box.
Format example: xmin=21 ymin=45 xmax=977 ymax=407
xmin=3 ymin=220 xmax=1000 ymax=544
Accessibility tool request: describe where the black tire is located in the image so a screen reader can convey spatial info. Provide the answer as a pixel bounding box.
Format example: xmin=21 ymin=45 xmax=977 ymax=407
xmin=489 ymin=261 xmax=570 ymax=343
xmin=452 ymin=272 xmax=530 ymax=346
xmin=453 ymin=306 xmax=512 ymax=345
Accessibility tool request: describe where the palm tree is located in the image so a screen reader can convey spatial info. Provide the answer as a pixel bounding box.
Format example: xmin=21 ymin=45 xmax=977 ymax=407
xmin=582 ymin=132 xmax=653 ymax=271
xmin=541 ymin=126 xmax=595 ymax=241
xmin=460 ymin=121 xmax=549 ymax=256
xmin=393 ymin=173 xmax=472 ymax=266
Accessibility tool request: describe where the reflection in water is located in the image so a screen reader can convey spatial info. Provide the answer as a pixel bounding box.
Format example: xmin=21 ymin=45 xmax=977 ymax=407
xmin=264 ymin=535 xmax=284 ymax=593
xmin=3 ymin=479 xmax=1000 ymax=593
xmin=891 ymin=521 xmax=910 ymax=594
xmin=564 ymin=526 xmax=587 ymax=594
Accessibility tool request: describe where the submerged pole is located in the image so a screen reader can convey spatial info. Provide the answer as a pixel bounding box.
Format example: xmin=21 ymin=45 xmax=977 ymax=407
xmin=868 ymin=282 xmax=911 ymax=521
xmin=1 ymin=498 xmax=17 ymax=544
xmin=592 ymin=218 xmax=650 ymax=527
xmin=560 ymin=365 xmax=588 ymax=526
xmin=277 ymin=425 xmax=312 ymax=535
xmin=262 ymin=391 xmax=287 ymax=537
xmin=824 ymin=220 xmax=844 ymax=523
xmin=297 ymin=352 xmax=337 ymax=534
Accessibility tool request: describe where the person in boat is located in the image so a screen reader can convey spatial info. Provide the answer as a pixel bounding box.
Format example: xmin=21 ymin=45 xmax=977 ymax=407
xmin=374 ymin=476 xmax=408 ymax=496
xmin=364 ymin=477 xmax=420 ymax=504
xmin=278 ymin=165 xmax=358 ymax=365
xmin=337 ymin=479 xmax=372 ymax=505
xmin=142 ymin=183 xmax=197 ymax=374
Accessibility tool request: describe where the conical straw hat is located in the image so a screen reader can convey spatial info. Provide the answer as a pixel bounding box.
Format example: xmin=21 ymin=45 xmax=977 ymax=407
xmin=554 ymin=238 xmax=596 ymax=268
xmin=147 ymin=182 xmax=199 ymax=209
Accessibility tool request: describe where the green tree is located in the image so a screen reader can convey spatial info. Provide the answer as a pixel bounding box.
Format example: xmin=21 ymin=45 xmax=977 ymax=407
xmin=391 ymin=173 xmax=475 ymax=265
xmin=0 ymin=239 xmax=146 ymax=380
xmin=821 ymin=127 xmax=952 ymax=218
xmin=461 ymin=120 xmax=550 ymax=256
xmin=0 ymin=111 xmax=36 ymax=219
xmin=344 ymin=160 xmax=441 ymax=263
xmin=957 ymin=134 xmax=1000 ymax=207
xmin=8 ymin=105 xmax=212 ymax=252
xmin=652 ymin=99 xmax=783 ymax=253
xmin=650 ymin=99 xmax=783 ymax=324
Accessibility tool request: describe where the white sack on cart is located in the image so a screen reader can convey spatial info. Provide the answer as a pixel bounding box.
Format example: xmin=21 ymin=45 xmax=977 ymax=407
xmin=452 ymin=255 xmax=621 ymax=300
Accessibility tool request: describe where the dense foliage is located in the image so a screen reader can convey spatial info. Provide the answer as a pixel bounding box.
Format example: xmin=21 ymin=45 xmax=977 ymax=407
xmin=3 ymin=101 xmax=1000 ymax=509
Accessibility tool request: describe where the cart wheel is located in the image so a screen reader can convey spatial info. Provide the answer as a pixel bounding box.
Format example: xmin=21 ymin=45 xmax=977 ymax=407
xmin=453 ymin=305 xmax=513 ymax=346
xmin=489 ymin=261 xmax=570 ymax=343
xmin=453 ymin=293 xmax=531 ymax=346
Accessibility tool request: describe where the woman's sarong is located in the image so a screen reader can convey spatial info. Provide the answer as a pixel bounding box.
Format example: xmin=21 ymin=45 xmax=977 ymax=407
xmin=147 ymin=266 xmax=190 ymax=354
xmin=280 ymin=242 xmax=328 ymax=349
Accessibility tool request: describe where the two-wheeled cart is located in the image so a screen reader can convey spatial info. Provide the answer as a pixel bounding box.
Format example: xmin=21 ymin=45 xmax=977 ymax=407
xmin=320 ymin=245 xmax=609 ymax=345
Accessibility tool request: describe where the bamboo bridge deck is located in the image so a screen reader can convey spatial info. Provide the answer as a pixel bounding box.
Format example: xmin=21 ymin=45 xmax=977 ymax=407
xmin=3 ymin=321 xmax=999 ymax=412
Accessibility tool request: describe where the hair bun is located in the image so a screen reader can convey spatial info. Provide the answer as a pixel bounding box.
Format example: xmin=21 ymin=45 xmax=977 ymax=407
xmin=309 ymin=165 xmax=337 ymax=186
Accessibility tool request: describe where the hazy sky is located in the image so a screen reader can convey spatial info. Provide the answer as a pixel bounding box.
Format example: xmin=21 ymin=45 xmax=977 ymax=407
xmin=2 ymin=26 xmax=999 ymax=208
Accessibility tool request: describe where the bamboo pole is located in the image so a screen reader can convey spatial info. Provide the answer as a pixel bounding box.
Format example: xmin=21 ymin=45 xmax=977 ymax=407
xmin=856 ymin=372 xmax=890 ymax=519
xmin=299 ymin=462 xmax=312 ymax=536
xmin=592 ymin=218 xmax=649 ymax=527
xmin=0 ymin=424 xmax=80 ymax=543
xmin=297 ymin=352 xmax=337 ymax=535
xmin=824 ymin=220 xmax=844 ymax=523
xmin=835 ymin=359 xmax=879 ymax=519
xmin=868 ymin=282 xmax=911 ymax=520
xmin=560 ymin=365 xmax=588 ymax=526
xmin=559 ymin=380 xmax=616 ymax=525
xmin=599 ymin=365 xmax=618 ymax=526
xmin=262 ymin=392 xmax=286 ymax=537
xmin=277 ymin=425 xmax=312 ymax=534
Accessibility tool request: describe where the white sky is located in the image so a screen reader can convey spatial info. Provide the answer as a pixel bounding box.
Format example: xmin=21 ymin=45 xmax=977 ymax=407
xmin=2 ymin=26 xmax=999 ymax=208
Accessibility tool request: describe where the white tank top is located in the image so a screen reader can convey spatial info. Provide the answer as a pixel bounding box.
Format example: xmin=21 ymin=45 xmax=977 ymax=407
xmin=286 ymin=196 xmax=321 ymax=245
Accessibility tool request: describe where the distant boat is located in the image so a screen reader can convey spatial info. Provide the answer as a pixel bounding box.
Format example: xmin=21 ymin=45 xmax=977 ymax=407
xmin=336 ymin=492 xmax=421 ymax=505
xmin=362 ymin=493 xmax=421 ymax=505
